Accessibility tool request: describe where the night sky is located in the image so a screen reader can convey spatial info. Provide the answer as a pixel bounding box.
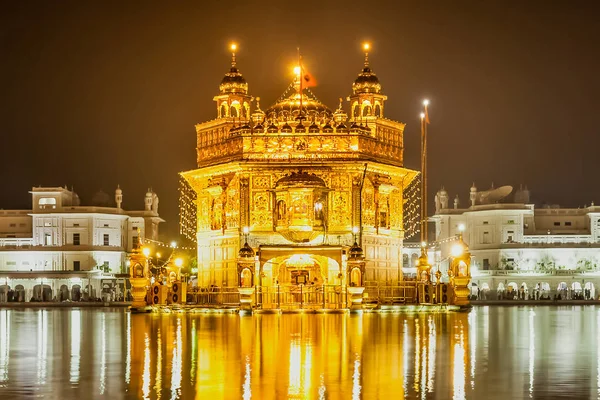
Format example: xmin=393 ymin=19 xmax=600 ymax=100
xmin=1 ymin=1 xmax=599 ymax=239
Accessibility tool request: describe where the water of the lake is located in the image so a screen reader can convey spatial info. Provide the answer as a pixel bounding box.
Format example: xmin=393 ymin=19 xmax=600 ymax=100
xmin=0 ymin=306 xmax=598 ymax=399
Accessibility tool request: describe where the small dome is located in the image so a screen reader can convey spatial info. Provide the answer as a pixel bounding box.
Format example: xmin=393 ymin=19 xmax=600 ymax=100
xmin=308 ymin=123 xmax=320 ymax=133
xmin=253 ymin=122 xmax=264 ymax=132
xmin=267 ymin=123 xmax=279 ymax=133
xmin=349 ymin=122 xmax=361 ymax=131
xmin=322 ymin=123 xmax=334 ymax=133
xmin=348 ymin=242 xmax=365 ymax=261
xmin=295 ymin=122 xmax=306 ymax=133
xmin=336 ymin=122 xmax=348 ymax=133
xmin=238 ymin=242 xmax=255 ymax=258
xmin=352 ymin=66 xmax=382 ymax=95
xmin=276 ymin=171 xmax=327 ymax=189
xmin=115 ymin=186 xmax=122 ymax=194
xmin=281 ymin=123 xmax=293 ymax=133
xmin=219 ymin=66 xmax=248 ymax=95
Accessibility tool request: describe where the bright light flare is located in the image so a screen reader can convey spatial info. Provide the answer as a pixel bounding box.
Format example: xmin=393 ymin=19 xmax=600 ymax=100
xmin=170 ymin=241 xmax=177 ymax=248
xmin=423 ymin=99 xmax=429 ymax=106
xmin=293 ymin=66 xmax=301 ymax=76
xmin=230 ymin=43 xmax=237 ymax=51
xmin=451 ymin=244 xmax=464 ymax=257
xmin=420 ymin=112 xmax=425 ymax=119
xmin=363 ymin=42 xmax=370 ymax=51
xmin=243 ymin=226 xmax=250 ymax=235
xmin=458 ymin=223 xmax=465 ymax=232
xmin=174 ymin=258 xmax=183 ymax=268
xmin=352 ymin=226 xmax=360 ymax=235
xmin=142 ymin=247 xmax=150 ymax=257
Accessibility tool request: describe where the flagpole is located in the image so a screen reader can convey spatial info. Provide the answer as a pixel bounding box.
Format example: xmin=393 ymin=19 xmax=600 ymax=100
xmin=423 ymin=104 xmax=428 ymax=244
xmin=420 ymin=113 xmax=425 ymax=245
xmin=297 ymin=47 xmax=303 ymax=121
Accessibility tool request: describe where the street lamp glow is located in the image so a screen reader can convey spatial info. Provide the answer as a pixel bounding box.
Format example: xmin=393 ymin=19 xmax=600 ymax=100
xmin=156 ymin=252 xmax=161 ymax=259
xmin=423 ymin=99 xmax=429 ymax=106
xmin=458 ymin=223 xmax=465 ymax=232
xmin=174 ymin=258 xmax=183 ymax=268
xmin=420 ymin=112 xmax=425 ymax=119
xmin=352 ymin=226 xmax=360 ymax=235
xmin=421 ymin=241 xmax=427 ymax=248
xmin=142 ymin=247 xmax=150 ymax=257
xmin=170 ymin=241 xmax=177 ymax=248
xmin=243 ymin=226 xmax=250 ymax=235
xmin=363 ymin=42 xmax=370 ymax=51
xmin=451 ymin=243 xmax=464 ymax=257
xmin=230 ymin=43 xmax=237 ymax=51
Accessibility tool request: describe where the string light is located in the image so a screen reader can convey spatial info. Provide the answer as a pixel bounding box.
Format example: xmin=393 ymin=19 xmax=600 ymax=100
xmin=403 ymin=173 xmax=421 ymax=239
xmin=179 ymin=175 xmax=197 ymax=242
xmin=144 ymin=238 xmax=197 ymax=251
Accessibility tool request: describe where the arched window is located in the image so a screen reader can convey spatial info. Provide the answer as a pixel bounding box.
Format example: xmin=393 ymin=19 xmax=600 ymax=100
xmin=276 ymin=200 xmax=287 ymax=223
xmin=374 ymin=104 xmax=381 ymax=117
xmin=220 ymin=103 xmax=228 ymax=118
xmin=230 ymin=106 xmax=239 ymax=118
xmin=240 ymin=268 xmax=253 ymax=287
xmin=362 ymin=105 xmax=372 ymax=116
xmin=353 ymin=104 xmax=359 ymax=117
xmin=403 ymin=254 xmax=409 ymax=268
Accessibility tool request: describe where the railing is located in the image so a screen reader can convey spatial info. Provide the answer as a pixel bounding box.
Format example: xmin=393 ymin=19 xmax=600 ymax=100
xmin=188 ymin=283 xmax=419 ymax=309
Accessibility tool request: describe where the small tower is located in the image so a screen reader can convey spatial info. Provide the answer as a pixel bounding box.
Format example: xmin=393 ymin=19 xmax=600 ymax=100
xmin=145 ymin=189 xmax=153 ymax=211
xmin=213 ymin=43 xmax=253 ymax=120
xmin=348 ymin=43 xmax=388 ymax=123
xmin=454 ymin=195 xmax=460 ymax=209
xmin=470 ymin=183 xmax=477 ymax=207
xmin=115 ymin=185 xmax=123 ymax=209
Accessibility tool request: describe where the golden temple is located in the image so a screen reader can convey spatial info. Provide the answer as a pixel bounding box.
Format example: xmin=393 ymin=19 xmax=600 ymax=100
xmin=179 ymin=44 xmax=424 ymax=307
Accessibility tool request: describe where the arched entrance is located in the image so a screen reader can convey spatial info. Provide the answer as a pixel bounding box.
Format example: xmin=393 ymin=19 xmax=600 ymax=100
xmin=59 ymin=284 xmax=70 ymax=301
xmin=584 ymin=282 xmax=595 ymax=300
xmin=33 ymin=284 xmax=52 ymax=302
xmin=507 ymin=282 xmax=518 ymax=300
xmin=15 ymin=285 xmax=25 ymax=302
xmin=71 ymin=285 xmax=82 ymax=302
xmin=0 ymin=285 xmax=9 ymax=302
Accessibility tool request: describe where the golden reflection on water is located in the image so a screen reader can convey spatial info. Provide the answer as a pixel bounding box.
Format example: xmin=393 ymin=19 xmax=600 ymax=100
xmin=2 ymin=308 xmax=600 ymax=398
xmin=125 ymin=312 xmax=473 ymax=399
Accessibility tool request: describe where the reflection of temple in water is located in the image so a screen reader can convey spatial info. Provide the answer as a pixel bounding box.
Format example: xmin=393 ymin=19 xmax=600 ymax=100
xmin=179 ymin=45 xmax=420 ymax=302
xmin=126 ymin=312 xmax=477 ymax=399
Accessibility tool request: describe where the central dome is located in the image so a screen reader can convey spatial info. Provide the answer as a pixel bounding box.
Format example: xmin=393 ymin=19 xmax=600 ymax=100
xmin=266 ymin=83 xmax=332 ymax=122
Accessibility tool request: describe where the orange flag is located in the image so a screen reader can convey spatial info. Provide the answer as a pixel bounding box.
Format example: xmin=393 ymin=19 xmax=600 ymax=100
xmin=299 ymin=55 xmax=317 ymax=88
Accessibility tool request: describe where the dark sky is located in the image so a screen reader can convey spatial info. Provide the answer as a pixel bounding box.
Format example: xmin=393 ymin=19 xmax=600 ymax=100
xmin=1 ymin=0 xmax=599 ymax=238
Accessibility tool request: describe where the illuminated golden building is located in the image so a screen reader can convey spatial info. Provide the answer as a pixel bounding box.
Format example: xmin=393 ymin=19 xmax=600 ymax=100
xmin=180 ymin=45 xmax=419 ymax=295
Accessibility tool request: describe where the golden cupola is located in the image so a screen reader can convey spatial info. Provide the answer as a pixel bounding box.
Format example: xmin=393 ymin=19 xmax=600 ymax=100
xmin=214 ymin=44 xmax=252 ymax=119
xmin=349 ymin=43 xmax=387 ymax=121
xmin=266 ymin=79 xmax=333 ymax=124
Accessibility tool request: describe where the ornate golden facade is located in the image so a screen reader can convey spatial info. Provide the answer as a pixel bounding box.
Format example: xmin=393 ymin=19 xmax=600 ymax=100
xmin=180 ymin=47 xmax=419 ymax=291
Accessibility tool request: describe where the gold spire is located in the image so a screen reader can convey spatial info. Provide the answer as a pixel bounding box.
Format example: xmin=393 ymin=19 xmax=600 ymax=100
xmin=363 ymin=42 xmax=370 ymax=67
xmin=230 ymin=43 xmax=237 ymax=67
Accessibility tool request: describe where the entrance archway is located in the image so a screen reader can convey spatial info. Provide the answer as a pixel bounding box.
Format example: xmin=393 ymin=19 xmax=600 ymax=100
xmin=33 ymin=284 xmax=52 ymax=302
xmin=585 ymin=282 xmax=596 ymax=300
xmin=15 ymin=285 xmax=25 ymax=302
xmin=71 ymin=285 xmax=82 ymax=302
xmin=59 ymin=284 xmax=70 ymax=301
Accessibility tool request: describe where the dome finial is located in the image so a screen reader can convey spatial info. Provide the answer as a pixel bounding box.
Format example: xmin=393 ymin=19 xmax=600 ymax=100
xmin=230 ymin=43 xmax=237 ymax=67
xmin=363 ymin=42 xmax=370 ymax=67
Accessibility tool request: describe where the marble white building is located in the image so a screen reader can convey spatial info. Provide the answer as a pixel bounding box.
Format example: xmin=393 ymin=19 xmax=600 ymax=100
xmin=0 ymin=186 xmax=163 ymax=302
xmin=408 ymin=184 xmax=600 ymax=299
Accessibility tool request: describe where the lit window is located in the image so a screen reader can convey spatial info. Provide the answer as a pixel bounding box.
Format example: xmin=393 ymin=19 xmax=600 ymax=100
xmin=39 ymin=198 xmax=57 ymax=209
